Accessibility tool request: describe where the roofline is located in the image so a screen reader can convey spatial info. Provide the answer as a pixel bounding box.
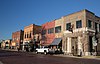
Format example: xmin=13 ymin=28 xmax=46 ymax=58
xmin=63 ymin=9 xmax=95 ymax=17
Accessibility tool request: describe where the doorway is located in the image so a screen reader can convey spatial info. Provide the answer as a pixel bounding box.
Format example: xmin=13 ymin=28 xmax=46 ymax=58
xmin=71 ymin=37 xmax=78 ymax=55
xmin=89 ymin=36 xmax=93 ymax=52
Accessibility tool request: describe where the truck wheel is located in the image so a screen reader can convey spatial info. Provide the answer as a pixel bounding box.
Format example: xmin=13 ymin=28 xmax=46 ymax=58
xmin=44 ymin=51 xmax=47 ymax=55
xmin=36 ymin=51 xmax=38 ymax=54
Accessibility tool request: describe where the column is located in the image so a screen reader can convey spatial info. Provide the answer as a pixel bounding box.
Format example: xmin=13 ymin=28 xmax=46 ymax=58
xmin=67 ymin=37 xmax=71 ymax=53
xmin=78 ymin=36 xmax=82 ymax=55
xmin=97 ymin=24 xmax=99 ymax=32
xmin=84 ymin=35 xmax=90 ymax=56
xmin=22 ymin=41 xmax=25 ymax=51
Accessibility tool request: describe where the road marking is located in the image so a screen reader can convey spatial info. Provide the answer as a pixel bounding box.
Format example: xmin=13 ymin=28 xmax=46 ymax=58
xmin=0 ymin=61 xmax=3 ymax=64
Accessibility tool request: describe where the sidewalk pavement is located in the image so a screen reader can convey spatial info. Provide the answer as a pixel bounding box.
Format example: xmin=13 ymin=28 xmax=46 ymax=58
xmin=1 ymin=49 xmax=18 ymax=51
xmin=53 ymin=54 xmax=100 ymax=60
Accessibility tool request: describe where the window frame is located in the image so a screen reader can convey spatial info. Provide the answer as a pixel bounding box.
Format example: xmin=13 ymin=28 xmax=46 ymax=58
xmin=42 ymin=30 xmax=46 ymax=35
xmin=48 ymin=28 xmax=54 ymax=34
xmin=66 ymin=23 xmax=71 ymax=30
xmin=55 ymin=26 xmax=61 ymax=33
xmin=87 ymin=20 xmax=92 ymax=28
xmin=76 ymin=20 xmax=82 ymax=28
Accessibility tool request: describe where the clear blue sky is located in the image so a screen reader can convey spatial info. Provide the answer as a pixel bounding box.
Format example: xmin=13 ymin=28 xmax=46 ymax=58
xmin=0 ymin=0 xmax=100 ymax=40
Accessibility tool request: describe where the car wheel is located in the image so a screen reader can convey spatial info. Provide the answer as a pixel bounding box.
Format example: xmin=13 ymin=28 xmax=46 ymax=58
xmin=44 ymin=51 xmax=47 ymax=55
xmin=36 ymin=51 xmax=38 ymax=54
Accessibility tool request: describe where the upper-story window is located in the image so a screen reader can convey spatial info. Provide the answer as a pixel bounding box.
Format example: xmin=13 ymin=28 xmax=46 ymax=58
xmin=55 ymin=26 xmax=61 ymax=33
xmin=87 ymin=20 xmax=92 ymax=28
xmin=42 ymin=30 xmax=46 ymax=35
xmin=48 ymin=28 xmax=54 ymax=34
xmin=95 ymin=23 xmax=98 ymax=32
xmin=99 ymin=24 xmax=100 ymax=32
xmin=95 ymin=23 xmax=97 ymax=29
xmin=27 ymin=33 xmax=28 ymax=38
xmin=25 ymin=34 xmax=26 ymax=38
xmin=13 ymin=38 xmax=14 ymax=41
xmin=66 ymin=23 xmax=71 ymax=30
xmin=29 ymin=32 xmax=31 ymax=38
xmin=76 ymin=20 xmax=82 ymax=28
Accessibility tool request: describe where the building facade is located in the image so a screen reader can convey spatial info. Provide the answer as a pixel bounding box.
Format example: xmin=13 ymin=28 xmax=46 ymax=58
xmin=41 ymin=18 xmax=63 ymax=50
xmin=23 ymin=24 xmax=41 ymax=51
xmin=1 ymin=39 xmax=12 ymax=49
xmin=62 ymin=9 xmax=100 ymax=56
xmin=41 ymin=21 xmax=55 ymax=46
xmin=42 ymin=9 xmax=100 ymax=56
xmin=12 ymin=30 xmax=24 ymax=50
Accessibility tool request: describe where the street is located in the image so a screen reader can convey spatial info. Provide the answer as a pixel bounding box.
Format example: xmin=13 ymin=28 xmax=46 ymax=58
xmin=0 ymin=50 xmax=100 ymax=64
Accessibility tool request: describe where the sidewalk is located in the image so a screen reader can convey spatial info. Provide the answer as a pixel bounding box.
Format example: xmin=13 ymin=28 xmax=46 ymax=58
xmin=1 ymin=49 xmax=18 ymax=51
xmin=54 ymin=54 xmax=100 ymax=60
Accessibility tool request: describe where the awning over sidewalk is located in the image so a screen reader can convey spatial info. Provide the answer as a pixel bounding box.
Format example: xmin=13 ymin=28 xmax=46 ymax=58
xmin=50 ymin=38 xmax=62 ymax=45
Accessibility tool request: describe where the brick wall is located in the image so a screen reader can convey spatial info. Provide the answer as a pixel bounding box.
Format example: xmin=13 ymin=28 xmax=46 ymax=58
xmin=42 ymin=20 xmax=55 ymax=45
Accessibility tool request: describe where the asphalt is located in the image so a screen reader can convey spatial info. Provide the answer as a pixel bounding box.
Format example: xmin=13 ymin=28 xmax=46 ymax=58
xmin=0 ymin=49 xmax=100 ymax=64
xmin=1 ymin=49 xmax=100 ymax=60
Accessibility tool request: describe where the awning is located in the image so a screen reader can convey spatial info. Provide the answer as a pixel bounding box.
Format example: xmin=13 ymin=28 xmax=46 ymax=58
xmin=50 ymin=38 xmax=62 ymax=45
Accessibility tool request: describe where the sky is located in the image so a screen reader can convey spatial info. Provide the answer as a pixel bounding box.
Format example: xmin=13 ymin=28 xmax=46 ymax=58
xmin=0 ymin=0 xmax=100 ymax=40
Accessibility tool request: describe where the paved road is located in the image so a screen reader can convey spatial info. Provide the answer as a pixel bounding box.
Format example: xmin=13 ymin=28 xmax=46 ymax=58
xmin=0 ymin=50 xmax=100 ymax=64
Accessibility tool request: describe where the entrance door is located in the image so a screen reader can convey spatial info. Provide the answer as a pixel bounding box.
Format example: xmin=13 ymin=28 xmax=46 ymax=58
xmin=71 ymin=37 xmax=78 ymax=55
xmin=89 ymin=36 xmax=93 ymax=52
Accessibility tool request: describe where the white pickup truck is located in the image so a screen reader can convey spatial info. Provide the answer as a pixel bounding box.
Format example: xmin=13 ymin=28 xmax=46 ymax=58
xmin=35 ymin=47 xmax=49 ymax=54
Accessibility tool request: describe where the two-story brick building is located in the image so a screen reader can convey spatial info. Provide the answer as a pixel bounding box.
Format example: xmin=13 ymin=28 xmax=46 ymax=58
xmin=23 ymin=24 xmax=41 ymax=51
xmin=41 ymin=21 xmax=55 ymax=46
xmin=42 ymin=9 xmax=100 ymax=56
xmin=12 ymin=30 xmax=24 ymax=50
xmin=41 ymin=19 xmax=63 ymax=49
xmin=61 ymin=9 xmax=100 ymax=56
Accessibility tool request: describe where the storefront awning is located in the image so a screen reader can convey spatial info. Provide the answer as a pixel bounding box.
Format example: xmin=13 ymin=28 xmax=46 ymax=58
xmin=50 ymin=38 xmax=62 ymax=45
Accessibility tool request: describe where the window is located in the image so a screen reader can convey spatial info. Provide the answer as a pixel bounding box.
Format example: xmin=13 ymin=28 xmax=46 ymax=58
xmin=25 ymin=34 xmax=26 ymax=38
xmin=48 ymin=28 xmax=54 ymax=34
xmin=95 ymin=23 xmax=98 ymax=32
xmin=66 ymin=23 xmax=71 ymax=30
xmin=42 ymin=30 xmax=46 ymax=35
xmin=99 ymin=24 xmax=100 ymax=32
xmin=76 ymin=20 xmax=82 ymax=28
xmin=27 ymin=33 xmax=28 ymax=38
xmin=13 ymin=38 xmax=14 ymax=41
xmin=29 ymin=33 xmax=31 ymax=38
xmin=55 ymin=26 xmax=61 ymax=33
xmin=87 ymin=20 xmax=92 ymax=28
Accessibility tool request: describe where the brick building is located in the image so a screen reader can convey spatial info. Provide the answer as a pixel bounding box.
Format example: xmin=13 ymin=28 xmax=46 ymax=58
xmin=61 ymin=9 xmax=100 ymax=56
xmin=41 ymin=18 xmax=63 ymax=50
xmin=41 ymin=21 xmax=55 ymax=46
xmin=23 ymin=24 xmax=41 ymax=51
xmin=42 ymin=9 xmax=100 ymax=56
xmin=12 ymin=30 xmax=24 ymax=50
xmin=1 ymin=39 xmax=12 ymax=49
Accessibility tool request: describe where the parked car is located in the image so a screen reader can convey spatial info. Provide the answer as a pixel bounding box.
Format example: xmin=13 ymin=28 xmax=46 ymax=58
xmin=35 ymin=46 xmax=49 ymax=54
xmin=49 ymin=48 xmax=63 ymax=54
xmin=35 ymin=46 xmax=63 ymax=55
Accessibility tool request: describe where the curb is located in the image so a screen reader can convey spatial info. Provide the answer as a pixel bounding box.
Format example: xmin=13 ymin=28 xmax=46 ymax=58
xmin=53 ymin=54 xmax=100 ymax=60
